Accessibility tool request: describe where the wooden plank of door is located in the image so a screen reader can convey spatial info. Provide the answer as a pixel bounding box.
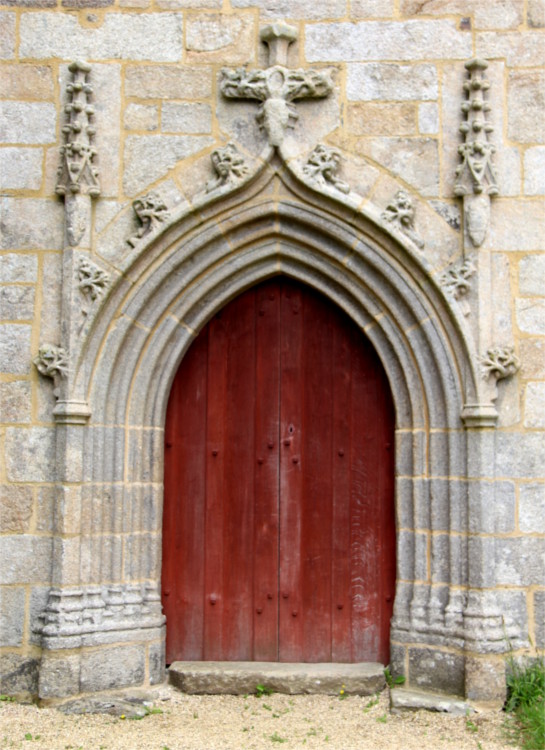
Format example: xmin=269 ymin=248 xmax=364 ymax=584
xmin=253 ymin=282 xmax=281 ymax=660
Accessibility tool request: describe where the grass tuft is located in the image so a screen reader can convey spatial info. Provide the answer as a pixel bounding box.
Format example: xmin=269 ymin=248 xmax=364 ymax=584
xmin=505 ymin=651 xmax=545 ymax=750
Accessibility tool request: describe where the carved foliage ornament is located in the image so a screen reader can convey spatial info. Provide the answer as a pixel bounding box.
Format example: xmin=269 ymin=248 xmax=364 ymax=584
xmin=77 ymin=257 xmax=109 ymax=302
xmin=480 ymin=346 xmax=520 ymax=381
xmin=56 ymin=61 xmax=100 ymax=198
xmin=382 ymin=190 xmax=424 ymax=249
xmin=127 ymin=192 xmax=170 ymax=248
xmin=303 ymin=144 xmax=349 ymax=194
xmin=206 ymin=142 xmax=249 ymax=192
xmin=440 ymin=257 xmax=476 ymax=316
xmin=34 ymin=344 xmax=69 ymax=398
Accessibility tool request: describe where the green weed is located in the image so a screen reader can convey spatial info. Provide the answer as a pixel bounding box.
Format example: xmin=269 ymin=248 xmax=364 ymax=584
xmin=504 ymin=648 xmax=545 ymax=750
xmin=269 ymin=731 xmax=287 ymax=743
xmin=255 ymin=684 xmax=273 ymax=698
xmin=383 ymin=666 xmax=405 ymax=688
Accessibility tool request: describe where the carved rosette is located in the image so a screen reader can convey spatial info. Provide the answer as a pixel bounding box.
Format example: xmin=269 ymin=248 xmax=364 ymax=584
xmin=454 ymin=59 xmax=498 ymax=247
xmin=206 ymin=142 xmax=249 ymax=192
xmin=33 ymin=344 xmax=69 ymax=398
xmin=56 ymin=62 xmax=100 ymax=199
xmin=440 ymin=257 xmax=476 ymax=316
xmin=127 ymin=192 xmax=170 ymax=248
xmin=382 ymin=190 xmax=424 ymax=249
xmin=480 ymin=346 xmax=520 ymax=382
xmin=303 ymin=144 xmax=350 ymax=194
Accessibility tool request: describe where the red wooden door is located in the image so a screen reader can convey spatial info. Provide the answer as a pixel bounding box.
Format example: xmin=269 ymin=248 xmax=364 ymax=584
xmin=162 ymin=279 xmax=395 ymax=664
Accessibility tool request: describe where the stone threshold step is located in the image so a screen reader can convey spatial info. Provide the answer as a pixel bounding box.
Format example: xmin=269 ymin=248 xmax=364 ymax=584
xmin=168 ymin=661 xmax=385 ymax=696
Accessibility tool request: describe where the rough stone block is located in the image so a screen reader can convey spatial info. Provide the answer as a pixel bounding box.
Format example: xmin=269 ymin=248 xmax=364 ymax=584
xmin=400 ymin=0 xmax=523 ymax=30
xmin=477 ymin=31 xmax=545 ymax=68
xmin=465 ymin=656 xmax=506 ymax=707
xmin=5 ymin=426 xmax=56 ymax=482
xmin=534 ymin=591 xmax=545 ymax=648
xmin=351 ymin=0 xmax=393 ymax=17
xmin=496 ymin=589 xmax=529 ymax=639
xmin=508 ymin=71 xmax=545 ymax=144
xmin=524 ymin=384 xmax=545 ymax=428
xmin=409 ymin=647 xmax=465 ymax=696
xmin=467 ymin=481 xmax=516 ymax=534
xmin=0 ymin=102 xmax=55 ymax=145
xmin=0 ymin=587 xmax=25 ymax=646
xmin=519 ymin=483 xmax=545 ymax=533
xmin=29 ymin=585 xmax=50 ymax=644
xmin=0 ymin=654 xmax=39 ymax=698
xmin=19 ymin=12 xmax=182 ymax=61
xmin=390 ymin=687 xmax=472 ymax=714
xmin=519 ymin=255 xmax=545 ymax=298
xmin=162 ymin=102 xmax=212 ymax=134
xmin=0 ymin=536 xmax=53 ymax=584
xmin=39 ymin=654 xmax=80 ymax=698
xmin=185 ymin=13 xmax=255 ymax=63
xmin=231 ymin=0 xmax=346 ymax=19
xmin=0 ymin=324 xmax=32 ymax=374
xmin=123 ymin=134 xmax=213 ymax=196
xmin=80 ymin=645 xmax=146 ymax=692
xmin=0 ymin=380 xmax=32 ymax=423
xmin=528 ymin=0 xmax=545 ymax=27
xmin=149 ymin=639 xmax=166 ymax=684
xmin=0 ymin=64 xmax=54 ymax=100
xmin=0 ymin=484 xmax=33 ymax=532
xmin=495 ymin=537 xmax=545 ymax=586
xmin=354 ymin=137 xmax=439 ymax=196
xmin=346 ymin=102 xmax=416 ymax=136
xmin=496 ymin=433 xmax=545 ymax=478
xmin=0 ymin=285 xmax=35 ymax=319
xmin=346 ymin=63 xmax=438 ymax=101
xmin=418 ymin=103 xmax=439 ymax=134
xmin=0 ymin=148 xmax=43 ymax=190
xmin=124 ymin=103 xmax=159 ymax=131
xmin=520 ymin=339 xmax=545 ymax=379
xmin=305 ymin=20 xmax=471 ymax=62
xmin=0 ymin=198 xmax=63 ymax=250
xmin=524 ymin=148 xmax=545 ymax=196
xmin=125 ymin=65 xmax=212 ymax=100
xmin=0 ymin=12 xmax=15 ymax=59
xmin=0 ymin=253 xmax=38 ymax=283
xmin=516 ymin=299 xmax=545 ymax=335
xmin=485 ymin=200 xmax=545 ymax=252
xmin=39 ymin=252 xmax=61 ymax=344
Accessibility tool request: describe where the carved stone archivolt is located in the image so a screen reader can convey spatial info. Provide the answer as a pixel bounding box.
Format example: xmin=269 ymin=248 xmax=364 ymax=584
xmin=33 ymin=344 xmax=69 ymax=398
xmin=303 ymin=144 xmax=350 ymax=194
xmin=220 ymin=23 xmax=333 ymax=147
xmin=382 ymin=190 xmax=424 ymax=249
xmin=480 ymin=346 xmax=521 ymax=381
xmin=206 ymin=142 xmax=249 ymax=192
xmin=455 ymin=59 xmax=498 ymax=248
xmin=128 ymin=192 xmax=170 ymax=247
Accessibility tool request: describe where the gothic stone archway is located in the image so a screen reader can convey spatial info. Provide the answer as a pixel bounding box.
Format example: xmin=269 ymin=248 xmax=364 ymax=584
xmin=37 ymin=152 xmax=504 ymax=703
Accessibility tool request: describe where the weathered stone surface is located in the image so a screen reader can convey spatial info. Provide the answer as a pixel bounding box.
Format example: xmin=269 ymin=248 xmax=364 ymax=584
xmin=0 ymin=102 xmax=56 ymax=144
xmin=524 ymin=382 xmax=545 ymax=427
xmin=478 ymin=31 xmax=545 ymax=68
xmin=0 ymin=380 xmax=32 ymax=423
xmin=524 ymin=148 xmax=545 ymax=196
xmin=354 ymin=137 xmax=439 ymax=196
xmin=157 ymin=0 xmax=219 ymax=6
xmin=534 ymin=591 xmax=545 ymax=648
xmin=0 ymin=254 xmax=38 ymax=283
xmin=61 ymin=0 xmax=113 ymax=7
xmin=305 ymin=20 xmax=471 ymax=62
xmin=467 ymin=481 xmax=516 ymax=534
xmin=123 ymin=135 xmax=214 ymax=196
xmin=408 ymin=648 xmax=465 ymax=695
xmin=519 ymin=483 xmax=545 ymax=533
xmin=418 ymin=103 xmax=439 ymax=134
xmin=0 ymin=198 xmax=63 ymax=250
xmin=0 ymin=12 xmax=15 ymax=59
xmin=19 ymin=12 xmax=183 ymax=61
xmin=0 ymin=148 xmax=43 ymax=190
xmin=495 ymin=433 xmax=545 ymax=478
xmin=400 ymin=0 xmax=523 ymax=30
xmin=185 ymin=13 xmax=255 ymax=63
xmin=39 ymin=655 xmax=80 ymax=699
xmin=124 ymin=103 xmax=159 ymax=131
xmin=390 ymin=687 xmax=472 ymax=715
xmin=231 ymin=0 xmax=346 ymax=19
xmin=0 ymin=324 xmax=32 ymax=374
xmin=80 ymin=646 xmax=146 ymax=692
xmin=0 ymin=654 xmax=39 ymax=697
xmin=5 ymin=427 xmax=56 ymax=482
xmin=0 ymin=285 xmax=35 ymax=319
xmin=0 ymin=587 xmax=25 ymax=646
xmin=0 ymin=484 xmax=33 ymax=531
xmin=495 ymin=537 xmax=545 ymax=585
xmin=346 ymin=63 xmax=438 ymax=101
xmin=465 ymin=657 xmax=506 ymax=707
xmin=346 ymin=103 xmax=416 ymax=136
xmin=162 ymin=102 xmax=212 ymax=134
xmin=520 ymin=339 xmax=545 ymax=379
xmin=516 ymin=299 xmax=545 ymax=335
xmin=0 ymin=536 xmax=53 ymax=584
xmin=125 ymin=65 xmax=212 ymax=99
xmin=58 ymin=695 xmax=149 ymax=717
xmin=484 ymin=200 xmax=545 ymax=252
xmin=528 ymin=0 xmax=545 ymax=27
xmin=351 ymin=0 xmax=393 ymax=17
xmin=39 ymin=252 xmax=61 ymax=344
xmin=508 ymin=71 xmax=545 ymax=144
xmin=169 ymin=661 xmax=385 ymax=695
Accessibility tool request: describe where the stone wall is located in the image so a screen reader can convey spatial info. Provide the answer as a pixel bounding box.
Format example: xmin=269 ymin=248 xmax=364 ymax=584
xmin=1 ymin=0 xmax=544 ymax=703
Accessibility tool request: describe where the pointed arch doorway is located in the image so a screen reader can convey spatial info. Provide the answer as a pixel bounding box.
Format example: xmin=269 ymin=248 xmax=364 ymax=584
xmin=162 ymin=277 xmax=396 ymax=665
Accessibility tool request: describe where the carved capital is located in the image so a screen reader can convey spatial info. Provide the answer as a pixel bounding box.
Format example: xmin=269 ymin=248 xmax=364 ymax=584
xmin=382 ymin=190 xmax=424 ymax=249
xmin=303 ymin=144 xmax=350 ymax=194
xmin=127 ymin=192 xmax=169 ymax=248
xmin=206 ymin=142 xmax=249 ymax=192
xmin=480 ymin=346 xmax=520 ymax=382
xmin=33 ymin=344 xmax=69 ymax=398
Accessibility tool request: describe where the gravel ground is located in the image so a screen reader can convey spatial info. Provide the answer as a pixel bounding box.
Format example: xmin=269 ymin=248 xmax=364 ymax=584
xmin=0 ymin=686 xmax=514 ymax=750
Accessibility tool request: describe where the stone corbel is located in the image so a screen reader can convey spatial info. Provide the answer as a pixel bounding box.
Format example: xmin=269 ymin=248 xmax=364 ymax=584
xmin=303 ymin=144 xmax=350 ymax=194
xmin=33 ymin=344 xmax=69 ymax=399
xmin=127 ymin=192 xmax=170 ymax=248
xmin=206 ymin=142 xmax=249 ymax=192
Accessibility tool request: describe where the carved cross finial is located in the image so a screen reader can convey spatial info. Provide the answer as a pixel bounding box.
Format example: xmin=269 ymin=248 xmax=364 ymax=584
xmin=220 ymin=23 xmax=333 ymax=148
xmin=260 ymin=23 xmax=298 ymax=67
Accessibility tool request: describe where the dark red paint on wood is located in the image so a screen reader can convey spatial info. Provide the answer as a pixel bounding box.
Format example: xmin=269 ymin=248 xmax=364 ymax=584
xmin=162 ymin=278 xmax=395 ymax=665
